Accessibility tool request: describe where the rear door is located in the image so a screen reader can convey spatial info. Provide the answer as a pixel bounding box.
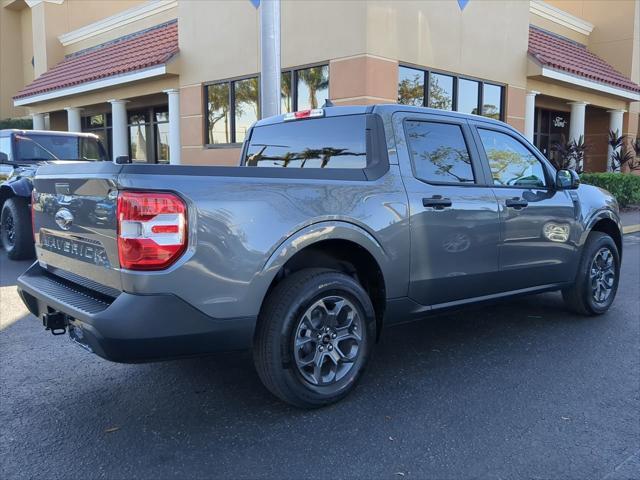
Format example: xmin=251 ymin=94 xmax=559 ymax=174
xmin=393 ymin=111 xmax=501 ymax=307
xmin=32 ymin=162 xmax=123 ymax=292
xmin=471 ymin=123 xmax=579 ymax=289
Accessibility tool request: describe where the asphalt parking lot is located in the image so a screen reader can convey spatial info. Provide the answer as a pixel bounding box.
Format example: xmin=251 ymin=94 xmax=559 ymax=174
xmin=1 ymin=234 xmax=639 ymax=480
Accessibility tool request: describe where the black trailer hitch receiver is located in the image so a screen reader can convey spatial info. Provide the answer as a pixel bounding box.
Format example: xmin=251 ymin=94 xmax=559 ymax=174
xmin=42 ymin=312 xmax=69 ymax=335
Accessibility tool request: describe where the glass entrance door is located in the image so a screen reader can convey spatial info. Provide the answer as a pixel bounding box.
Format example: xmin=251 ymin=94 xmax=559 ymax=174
xmin=533 ymin=108 xmax=570 ymax=164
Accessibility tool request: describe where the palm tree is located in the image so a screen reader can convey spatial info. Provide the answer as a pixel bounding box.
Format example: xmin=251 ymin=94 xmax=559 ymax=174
xmin=297 ymin=67 xmax=329 ymax=109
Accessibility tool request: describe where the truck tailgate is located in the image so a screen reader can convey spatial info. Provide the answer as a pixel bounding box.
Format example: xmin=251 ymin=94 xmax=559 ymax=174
xmin=32 ymin=162 xmax=123 ymax=293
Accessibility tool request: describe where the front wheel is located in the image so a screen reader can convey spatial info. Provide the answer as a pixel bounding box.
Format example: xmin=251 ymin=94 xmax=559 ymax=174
xmin=1 ymin=197 xmax=35 ymax=260
xmin=253 ymin=268 xmax=376 ymax=408
xmin=562 ymin=231 xmax=620 ymax=315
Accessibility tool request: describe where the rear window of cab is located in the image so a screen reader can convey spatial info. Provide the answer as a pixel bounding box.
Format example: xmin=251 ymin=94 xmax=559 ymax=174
xmin=243 ymin=115 xmax=367 ymax=169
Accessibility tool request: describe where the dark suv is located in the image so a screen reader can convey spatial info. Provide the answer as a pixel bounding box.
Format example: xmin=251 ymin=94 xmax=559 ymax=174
xmin=0 ymin=129 xmax=108 ymax=259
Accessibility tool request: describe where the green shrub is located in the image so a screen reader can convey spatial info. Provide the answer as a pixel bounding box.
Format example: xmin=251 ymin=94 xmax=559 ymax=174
xmin=580 ymin=172 xmax=640 ymax=207
xmin=0 ymin=117 xmax=33 ymax=130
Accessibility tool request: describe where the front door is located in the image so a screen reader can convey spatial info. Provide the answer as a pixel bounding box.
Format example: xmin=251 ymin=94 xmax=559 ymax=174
xmin=473 ymin=124 xmax=580 ymax=291
xmin=534 ymin=108 xmax=570 ymax=163
xmin=394 ymin=113 xmax=501 ymax=307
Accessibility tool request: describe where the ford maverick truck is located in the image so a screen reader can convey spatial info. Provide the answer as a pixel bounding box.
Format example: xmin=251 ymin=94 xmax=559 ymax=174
xmin=17 ymin=105 xmax=622 ymax=408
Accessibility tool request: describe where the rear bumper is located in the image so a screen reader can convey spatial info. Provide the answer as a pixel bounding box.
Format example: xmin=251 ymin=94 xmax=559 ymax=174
xmin=17 ymin=263 xmax=256 ymax=363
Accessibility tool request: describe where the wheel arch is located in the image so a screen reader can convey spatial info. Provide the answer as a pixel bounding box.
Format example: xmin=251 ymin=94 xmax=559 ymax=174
xmin=583 ymin=211 xmax=623 ymax=260
xmin=257 ymin=222 xmax=390 ymax=339
xmin=0 ymin=179 xmax=32 ymax=209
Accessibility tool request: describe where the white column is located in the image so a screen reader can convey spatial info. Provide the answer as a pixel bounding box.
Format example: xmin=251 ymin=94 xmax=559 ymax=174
xmin=607 ymin=109 xmax=625 ymax=171
xmin=524 ymin=91 xmax=539 ymax=143
xmin=65 ymin=107 xmax=82 ymax=133
xmin=568 ymin=101 xmax=587 ymax=144
xmin=109 ymin=99 xmax=129 ymax=161
xmin=164 ymin=89 xmax=181 ymax=165
xmin=31 ymin=113 xmax=45 ymax=130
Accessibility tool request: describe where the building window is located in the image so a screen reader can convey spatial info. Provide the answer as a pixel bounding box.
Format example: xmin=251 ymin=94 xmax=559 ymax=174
xmin=281 ymin=64 xmax=329 ymax=113
xmin=83 ymin=107 xmax=168 ymax=163
xmin=429 ymin=73 xmax=454 ymax=110
xmin=405 ymin=120 xmax=475 ymax=184
xmin=127 ymin=107 xmax=169 ymax=163
xmin=482 ymin=83 xmax=502 ymax=120
xmin=82 ymin=113 xmax=112 ymax=159
xmin=154 ymin=110 xmax=170 ymax=163
xmin=205 ymin=66 xmax=328 ymax=146
xmin=234 ymin=77 xmax=259 ymax=144
xmin=398 ymin=65 xmax=504 ymax=120
xmin=205 ymin=76 xmax=259 ymax=146
xmin=457 ymin=78 xmax=479 ymax=115
xmin=129 ymin=112 xmax=150 ymax=163
xmin=397 ymin=66 xmax=424 ymax=106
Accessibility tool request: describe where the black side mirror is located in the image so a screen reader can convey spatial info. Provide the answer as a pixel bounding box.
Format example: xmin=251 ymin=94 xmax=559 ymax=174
xmin=115 ymin=155 xmax=131 ymax=164
xmin=556 ymin=169 xmax=580 ymax=190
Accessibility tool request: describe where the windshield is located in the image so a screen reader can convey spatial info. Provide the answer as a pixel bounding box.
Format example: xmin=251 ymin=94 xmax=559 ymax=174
xmin=14 ymin=134 xmax=108 ymax=162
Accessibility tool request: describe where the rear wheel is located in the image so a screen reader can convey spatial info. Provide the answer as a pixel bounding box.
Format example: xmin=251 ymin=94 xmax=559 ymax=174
xmin=253 ymin=268 xmax=376 ymax=408
xmin=562 ymin=231 xmax=620 ymax=315
xmin=1 ymin=197 xmax=34 ymax=260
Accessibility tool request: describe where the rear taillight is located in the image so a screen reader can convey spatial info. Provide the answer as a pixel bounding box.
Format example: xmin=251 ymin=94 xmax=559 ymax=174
xmin=117 ymin=191 xmax=187 ymax=271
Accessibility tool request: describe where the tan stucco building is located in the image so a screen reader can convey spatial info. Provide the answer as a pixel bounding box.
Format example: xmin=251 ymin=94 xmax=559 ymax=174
xmin=1 ymin=0 xmax=639 ymax=170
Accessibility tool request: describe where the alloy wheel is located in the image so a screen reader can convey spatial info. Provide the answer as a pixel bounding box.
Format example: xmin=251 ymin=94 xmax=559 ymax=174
xmin=590 ymin=247 xmax=615 ymax=305
xmin=293 ymin=295 xmax=363 ymax=386
xmin=1 ymin=210 xmax=15 ymax=247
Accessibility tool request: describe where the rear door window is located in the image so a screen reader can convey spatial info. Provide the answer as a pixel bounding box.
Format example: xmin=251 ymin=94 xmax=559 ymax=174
xmin=404 ymin=120 xmax=475 ymax=184
xmin=243 ymin=115 xmax=367 ymax=168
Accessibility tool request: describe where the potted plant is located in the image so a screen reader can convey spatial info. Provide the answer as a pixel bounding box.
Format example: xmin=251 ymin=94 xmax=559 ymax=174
xmin=608 ymin=130 xmax=635 ymax=172
xmin=551 ymin=135 xmax=586 ymax=173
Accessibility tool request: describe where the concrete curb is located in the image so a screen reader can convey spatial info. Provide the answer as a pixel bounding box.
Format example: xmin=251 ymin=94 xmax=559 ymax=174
xmin=622 ymin=224 xmax=640 ymax=235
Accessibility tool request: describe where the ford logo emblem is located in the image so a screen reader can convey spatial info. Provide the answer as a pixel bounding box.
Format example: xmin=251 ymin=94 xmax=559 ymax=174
xmin=55 ymin=208 xmax=74 ymax=231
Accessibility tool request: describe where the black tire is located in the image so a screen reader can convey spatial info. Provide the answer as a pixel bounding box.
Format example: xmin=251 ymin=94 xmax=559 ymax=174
xmin=562 ymin=231 xmax=620 ymax=316
xmin=253 ymin=268 xmax=376 ymax=408
xmin=1 ymin=197 xmax=35 ymax=260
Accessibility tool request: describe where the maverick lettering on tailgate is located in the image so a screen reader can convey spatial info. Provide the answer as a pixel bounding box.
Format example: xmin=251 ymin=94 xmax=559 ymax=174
xmin=41 ymin=233 xmax=110 ymax=268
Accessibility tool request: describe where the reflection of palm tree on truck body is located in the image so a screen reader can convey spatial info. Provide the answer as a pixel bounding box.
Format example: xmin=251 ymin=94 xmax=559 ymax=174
xmin=247 ymin=146 xmax=363 ymax=168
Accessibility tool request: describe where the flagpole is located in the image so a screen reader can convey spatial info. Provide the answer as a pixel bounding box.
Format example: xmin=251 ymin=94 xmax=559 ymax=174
xmin=259 ymin=0 xmax=281 ymax=119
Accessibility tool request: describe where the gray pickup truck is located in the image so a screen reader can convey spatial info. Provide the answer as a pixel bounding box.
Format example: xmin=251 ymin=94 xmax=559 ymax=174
xmin=17 ymin=105 xmax=622 ymax=408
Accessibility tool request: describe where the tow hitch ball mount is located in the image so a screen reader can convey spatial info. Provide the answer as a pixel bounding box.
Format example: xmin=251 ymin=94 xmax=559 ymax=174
xmin=42 ymin=312 xmax=69 ymax=336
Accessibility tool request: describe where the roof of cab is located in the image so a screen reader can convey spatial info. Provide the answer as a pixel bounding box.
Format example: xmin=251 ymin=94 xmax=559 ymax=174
xmin=252 ymin=104 xmax=508 ymax=129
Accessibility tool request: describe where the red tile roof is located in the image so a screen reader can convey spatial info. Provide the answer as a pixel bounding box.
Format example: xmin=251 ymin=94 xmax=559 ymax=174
xmin=14 ymin=20 xmax=178 ymax=100
xmin=528 ymin=26 xmax=640 ymax=94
